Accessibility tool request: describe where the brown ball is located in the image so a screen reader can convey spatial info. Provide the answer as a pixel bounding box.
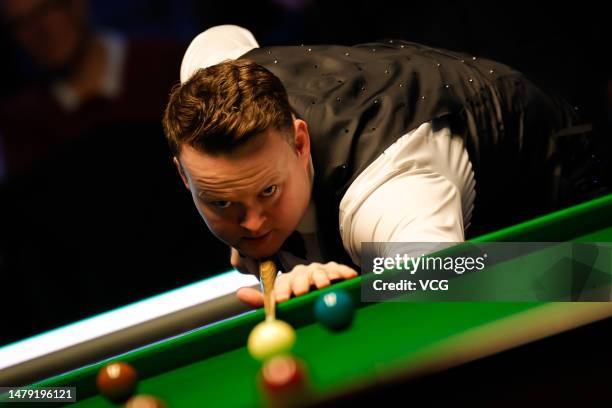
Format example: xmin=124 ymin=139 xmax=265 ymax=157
xmin=96 ymin=361 xmax=138 ymax=402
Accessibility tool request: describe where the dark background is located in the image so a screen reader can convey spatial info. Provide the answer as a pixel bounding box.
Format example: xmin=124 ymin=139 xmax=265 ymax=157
xmin=0 ymin=0 xmax=610 ymax=346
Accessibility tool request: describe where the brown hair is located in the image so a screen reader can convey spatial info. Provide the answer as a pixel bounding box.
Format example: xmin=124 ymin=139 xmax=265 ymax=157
xmin=163 ymin=59 xmax=294 ymax=156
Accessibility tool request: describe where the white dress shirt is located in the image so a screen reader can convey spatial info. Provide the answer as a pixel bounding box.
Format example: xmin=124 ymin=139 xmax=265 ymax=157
xmin=180 ymin=25 xmax=476 ymax=269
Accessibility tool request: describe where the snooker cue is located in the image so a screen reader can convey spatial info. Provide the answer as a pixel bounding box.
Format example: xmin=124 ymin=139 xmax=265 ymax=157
xmin=259 ymin=259 xmax=277 ymax=321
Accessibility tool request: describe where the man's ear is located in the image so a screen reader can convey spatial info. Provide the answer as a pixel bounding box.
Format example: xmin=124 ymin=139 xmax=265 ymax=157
xmin=173 ymin=157 xmax=191 ymax=191
xmin=293 ymin=119 xmax=311 ymax=164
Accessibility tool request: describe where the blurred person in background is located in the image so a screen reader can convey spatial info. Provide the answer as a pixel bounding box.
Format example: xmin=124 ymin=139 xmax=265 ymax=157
xmin=0 ymin=0 xmax=231 ymax=346
xmin=0 ymin=0 xmax=185 ymax=181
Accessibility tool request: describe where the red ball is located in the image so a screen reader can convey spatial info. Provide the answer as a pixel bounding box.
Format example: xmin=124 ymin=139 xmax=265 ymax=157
xmin=96 ymin=361 xmax=138 ymax=402
xmin=260 ymin=354 xmax=305 ymax=392
xmin=125 ymin=394 xmax=167 ymax=408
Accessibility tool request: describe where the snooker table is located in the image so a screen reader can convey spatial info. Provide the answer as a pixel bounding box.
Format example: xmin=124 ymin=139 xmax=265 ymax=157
xmin=15 ymin=194 xmax=612 ymax=406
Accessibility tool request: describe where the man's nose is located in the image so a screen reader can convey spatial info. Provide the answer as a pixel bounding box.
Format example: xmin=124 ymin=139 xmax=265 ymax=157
xmin=239 ymin=204 xmax=267 ymax=232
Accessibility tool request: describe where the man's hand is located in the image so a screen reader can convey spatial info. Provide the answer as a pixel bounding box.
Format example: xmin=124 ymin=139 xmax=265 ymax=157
xmin=230 ymin=247 xmax=259 ymax=275
xmin=236 ymin=261 xmax=358 ymax=308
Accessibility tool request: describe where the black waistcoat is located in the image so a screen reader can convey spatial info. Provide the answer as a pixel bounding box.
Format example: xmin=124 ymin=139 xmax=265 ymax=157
xmin=242 ymin=41 xmax=575 ymax=269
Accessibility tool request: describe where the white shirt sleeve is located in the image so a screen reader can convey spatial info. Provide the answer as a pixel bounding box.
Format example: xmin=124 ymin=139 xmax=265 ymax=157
xmin=339 ymin=121 xmax=476 ymax=265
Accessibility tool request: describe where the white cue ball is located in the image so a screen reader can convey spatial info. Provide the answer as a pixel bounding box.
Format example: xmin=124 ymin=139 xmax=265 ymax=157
xmin=247 ymin=320 xmax=296 ymax=361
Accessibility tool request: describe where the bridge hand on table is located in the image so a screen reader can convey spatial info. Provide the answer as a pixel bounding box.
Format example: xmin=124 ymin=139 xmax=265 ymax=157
xmin=236 ymin=261 xmax=358 ymax=308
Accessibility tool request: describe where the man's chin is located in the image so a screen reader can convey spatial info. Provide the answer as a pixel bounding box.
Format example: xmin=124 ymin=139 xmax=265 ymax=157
xmin=237 ymin=242 xmax=280 ymax=260
xmin=240 ymin=248 xmax=276 ymax=260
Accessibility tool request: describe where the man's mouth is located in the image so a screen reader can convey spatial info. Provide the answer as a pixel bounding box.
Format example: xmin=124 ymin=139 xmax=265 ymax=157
xmin=243 ymin=231 xmax=271 ymax=241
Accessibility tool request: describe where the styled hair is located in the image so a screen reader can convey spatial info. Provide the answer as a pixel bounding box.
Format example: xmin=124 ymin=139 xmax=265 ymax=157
xmin=163 ymin=59 xmax=294 ymax=156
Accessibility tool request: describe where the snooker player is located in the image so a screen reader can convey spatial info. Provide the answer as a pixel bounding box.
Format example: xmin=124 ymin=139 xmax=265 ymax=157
xmin=162 ymin=25 xmax=606 ymax=307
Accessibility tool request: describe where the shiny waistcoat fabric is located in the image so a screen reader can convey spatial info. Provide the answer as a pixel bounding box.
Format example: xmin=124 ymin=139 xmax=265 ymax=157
xmin=242 ymin=41 xmax=575 ymax=269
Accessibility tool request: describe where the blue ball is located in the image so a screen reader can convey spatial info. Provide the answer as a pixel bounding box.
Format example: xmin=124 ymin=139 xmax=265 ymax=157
xmin=314 ymin=290 xmax=355 ymax=330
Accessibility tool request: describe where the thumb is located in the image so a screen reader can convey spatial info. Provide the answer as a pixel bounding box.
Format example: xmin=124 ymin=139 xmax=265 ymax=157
xmin=236 ymin=287 xmax=264 ymax=308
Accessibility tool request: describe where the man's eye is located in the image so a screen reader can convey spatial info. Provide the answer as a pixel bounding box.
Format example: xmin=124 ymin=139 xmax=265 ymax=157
xmin=261 ymin=185 xmax=277 ymax=197
xmin=211 ymin=201 xmax=231 ymax=209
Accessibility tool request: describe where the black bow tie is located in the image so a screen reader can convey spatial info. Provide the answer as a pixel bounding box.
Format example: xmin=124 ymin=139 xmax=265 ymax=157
xmin=280 ymin=230 xmax=307 ymax=259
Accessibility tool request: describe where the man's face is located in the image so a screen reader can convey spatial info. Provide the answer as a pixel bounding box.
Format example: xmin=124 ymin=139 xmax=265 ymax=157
xmin=175 ymin=120 xmax=312 ymax=260
xmin=1 ymin=0 xmax=87 ymax=70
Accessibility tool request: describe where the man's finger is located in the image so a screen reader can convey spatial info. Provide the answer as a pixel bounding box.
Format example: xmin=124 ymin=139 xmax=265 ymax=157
xmin=311 ymin=265 xmax=331 ymax=288
xmin=236 ymin=287 xmax=264 ymax=307
xmin=274 ymin=274 xmax=293 ymax=303
xmin=336 ymin=264 xmax=359 ymax=279
xmin=292 ymin=268 xmax=312 ymax=296
xmin=325 ymin=268 xmax=342 ymax=281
